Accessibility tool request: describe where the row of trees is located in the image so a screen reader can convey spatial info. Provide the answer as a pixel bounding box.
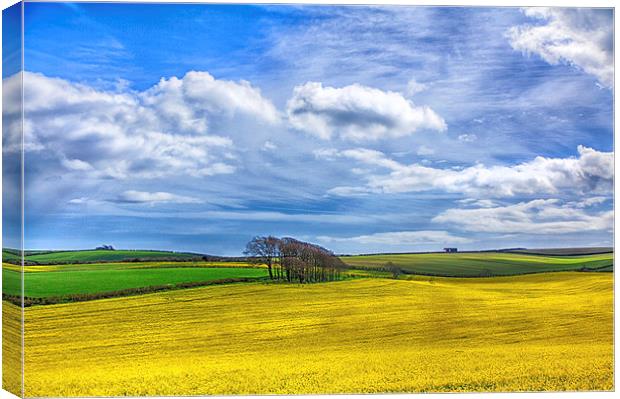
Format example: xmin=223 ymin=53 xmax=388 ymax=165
xmin=244 ymin=236 xmax=345 ymax=283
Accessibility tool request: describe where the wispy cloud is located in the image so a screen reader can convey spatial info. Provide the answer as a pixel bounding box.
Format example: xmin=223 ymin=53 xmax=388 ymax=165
xmin=318 ymin=230 xmax=472 ymax=245
xmin=507 ymin=8 xmax=613 ymax=88
xmin=321 ymin=145 xmax=613 ymax=198
xmin=433 ymin=198 xmax=613 ymax=234
xmin=113 ymin=191 xmax=202 ymax=205
xmin=457 ymin=133 xmax=477 ymax=143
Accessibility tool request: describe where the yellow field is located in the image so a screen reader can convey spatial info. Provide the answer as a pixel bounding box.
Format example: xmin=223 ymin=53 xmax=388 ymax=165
xmin=2 ymin=272 xmax=613 ymax=396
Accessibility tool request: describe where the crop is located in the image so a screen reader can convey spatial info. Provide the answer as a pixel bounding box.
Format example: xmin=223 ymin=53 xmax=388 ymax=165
xmin=2 ymin=260 xmax=260 ymax=273
xmin=4 ymin=272 xmax=612 ymax=396
xmin=22 ymin=249 xmax=206 ymax=264
xmin=2 ymin=267 xmax=268 ymax=297
xmin=341 ymin=252 xmax=613 ymax=276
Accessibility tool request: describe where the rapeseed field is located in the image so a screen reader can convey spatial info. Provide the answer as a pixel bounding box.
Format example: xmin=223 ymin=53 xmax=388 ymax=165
xmin=3 ymin=272 xmax=613 ymax=396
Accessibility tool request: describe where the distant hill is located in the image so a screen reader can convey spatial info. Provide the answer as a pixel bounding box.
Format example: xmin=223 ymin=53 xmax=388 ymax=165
xmin=341 ymin=251 xmax=613 ymax=277
xmin=1 ymin=249 xmax=22 ymax=263
xmin=2 ymin=249 xmax=222 ymax=265
xmin=505 ymin=247 xmax=613 ymax=256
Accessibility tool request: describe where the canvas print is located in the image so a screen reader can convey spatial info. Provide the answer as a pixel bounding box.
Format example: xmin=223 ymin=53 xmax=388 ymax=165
xmin=1 ymin=1 xmax=614 ymax=396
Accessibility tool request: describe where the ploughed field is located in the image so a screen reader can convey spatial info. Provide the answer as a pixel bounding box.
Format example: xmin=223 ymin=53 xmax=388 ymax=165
xmin=341 ymin=252 xmax=613 ymax=276
xmin=3 ymin=272 xmax=613 ymax=396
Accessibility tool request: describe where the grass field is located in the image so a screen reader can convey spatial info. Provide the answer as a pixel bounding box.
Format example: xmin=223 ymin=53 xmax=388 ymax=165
xmin=4 ymin=272 xmax=611 ymax=396
xmin=2 ymin=267 xmax=268 ymax=298
xmin=1 ymin=250 xmax=21 ymax=263
xmin=341 ymin=252 xmax=613 ymax=276
xmin=2 ymin=260 xmax=258 ymax=273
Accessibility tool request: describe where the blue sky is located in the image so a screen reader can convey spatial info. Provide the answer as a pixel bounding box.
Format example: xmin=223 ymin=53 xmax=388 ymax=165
xmin=3 ymin=3 xmax=613 ymax=255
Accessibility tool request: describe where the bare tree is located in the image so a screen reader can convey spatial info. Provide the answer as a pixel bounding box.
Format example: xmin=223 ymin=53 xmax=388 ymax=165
xmin=244 ymin=236 xmax=280 ymax=280
xmin=278 ymin=237 xmax=344 ymax=283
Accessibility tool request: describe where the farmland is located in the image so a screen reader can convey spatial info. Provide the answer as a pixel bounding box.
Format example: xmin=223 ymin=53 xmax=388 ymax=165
xmin=508 ymin=247 xmax=613 ymax=256
xmin=4 ymin=249 xmax=212 ymax=264
xmin=1 ymin=247 xmax=614 ymax=394
xmin=2 ymin=266 xmax=268 ymax=298
xmin=3 ymin=272 xmax=612 ymax=396
xmin=341 ymin=252 xmax=613 ymax=276
xmin=1 ymin=250 xmax=20 ymax=263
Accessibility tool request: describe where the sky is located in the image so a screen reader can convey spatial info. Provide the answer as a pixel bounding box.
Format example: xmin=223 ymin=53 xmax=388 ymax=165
xmin=2 ymin=3 xmax=614 ymax=255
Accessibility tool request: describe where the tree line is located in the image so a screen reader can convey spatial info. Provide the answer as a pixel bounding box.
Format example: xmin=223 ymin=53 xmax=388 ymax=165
xmin=244 ymin=236 xmax=345 ymax=283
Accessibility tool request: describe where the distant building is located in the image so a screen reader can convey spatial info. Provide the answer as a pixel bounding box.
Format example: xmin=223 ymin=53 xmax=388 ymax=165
xmin=444 ymin=247 xmax=458 ymax=253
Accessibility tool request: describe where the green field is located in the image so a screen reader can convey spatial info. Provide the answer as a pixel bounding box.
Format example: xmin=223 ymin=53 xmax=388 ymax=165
xmin=508 ymin=247 xmax=613 ymax=256
xmin=341 ymin=252 xmax=613 ymax=276
xmin=1 ymin=250 xmax=21 ymax=263
xmin=3 ymin=261 xmax=257 ymax=273
xmin=2 ymin=267 xmax=268 ymax=298
xmin=19 ymin=249 xmax=207 ymax=264
xmin=1 ymin=249 xmax=613 ymax=302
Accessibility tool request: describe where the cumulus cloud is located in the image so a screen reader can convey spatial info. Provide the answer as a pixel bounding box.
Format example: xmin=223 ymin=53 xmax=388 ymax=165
xmin=141 ymin=71 xmax=279 ymax=133
xmin=113 ymin=190 xmax=202 ymax=204
xmin=317 ymin=230 xmax=471 ymax=245
xmin=324 ymin=145 xmax=613 ymax=198
xmin=507 ymin=8 xmax=613 ymax=87
xmin=7 ymin=71 xmax=278 ymax=179
xmin=286 ymin=81 xmax=446 ymax=141
xmin=433 ymin=198 xmax=613 ymax=234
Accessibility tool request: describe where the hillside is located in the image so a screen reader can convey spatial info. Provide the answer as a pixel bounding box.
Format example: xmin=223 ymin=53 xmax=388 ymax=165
xmin=341 ymin=251 xmax=613 ymax=277
xmin=2 ymin=249 xmax=219 ymax=265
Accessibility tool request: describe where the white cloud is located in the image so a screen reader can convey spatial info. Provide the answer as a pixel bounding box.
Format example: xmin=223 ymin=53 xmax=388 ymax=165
xmin=317 ymin=230 xmax=471 ymax=245
xmin=61 ymin=158 xmax=94 ymax=172
xmin=141 ymin=71 xmax=279 ymax=133
xmin=507 ymin=8 xmax=613 ymax=87
xmin=340 ymin=148 xmax=403 ymax=170
xmin=433 ymin=198 xmax=613 ymax=234
xmin=10 ymin=71 xmax=278 ymax=179
xmin=325 ymin=145 xmax=613 ymax=198
xmin=68 ymin=197 xmax=90 ymax=205
xmin=312 ymin=148 xmax=340 ymax=160
xmin=286 ymin=81 xmax=446 ymax=141
xmin=457 ymin=198 xmax=497 ymax=208
xmin=458 ymin=133 xmax=477 ymax=143
xmin=417 ymin=145 xmax=435 ymax=156
xmin=115 ymin=190 xmax=202 ymax=204
xmin=572 ymin=196 xmax=608 ymax=208
xmin=406 ymin=78 xmax=428 ymax=96
xmin=262 ymin=141 xmax=278 ymax=151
